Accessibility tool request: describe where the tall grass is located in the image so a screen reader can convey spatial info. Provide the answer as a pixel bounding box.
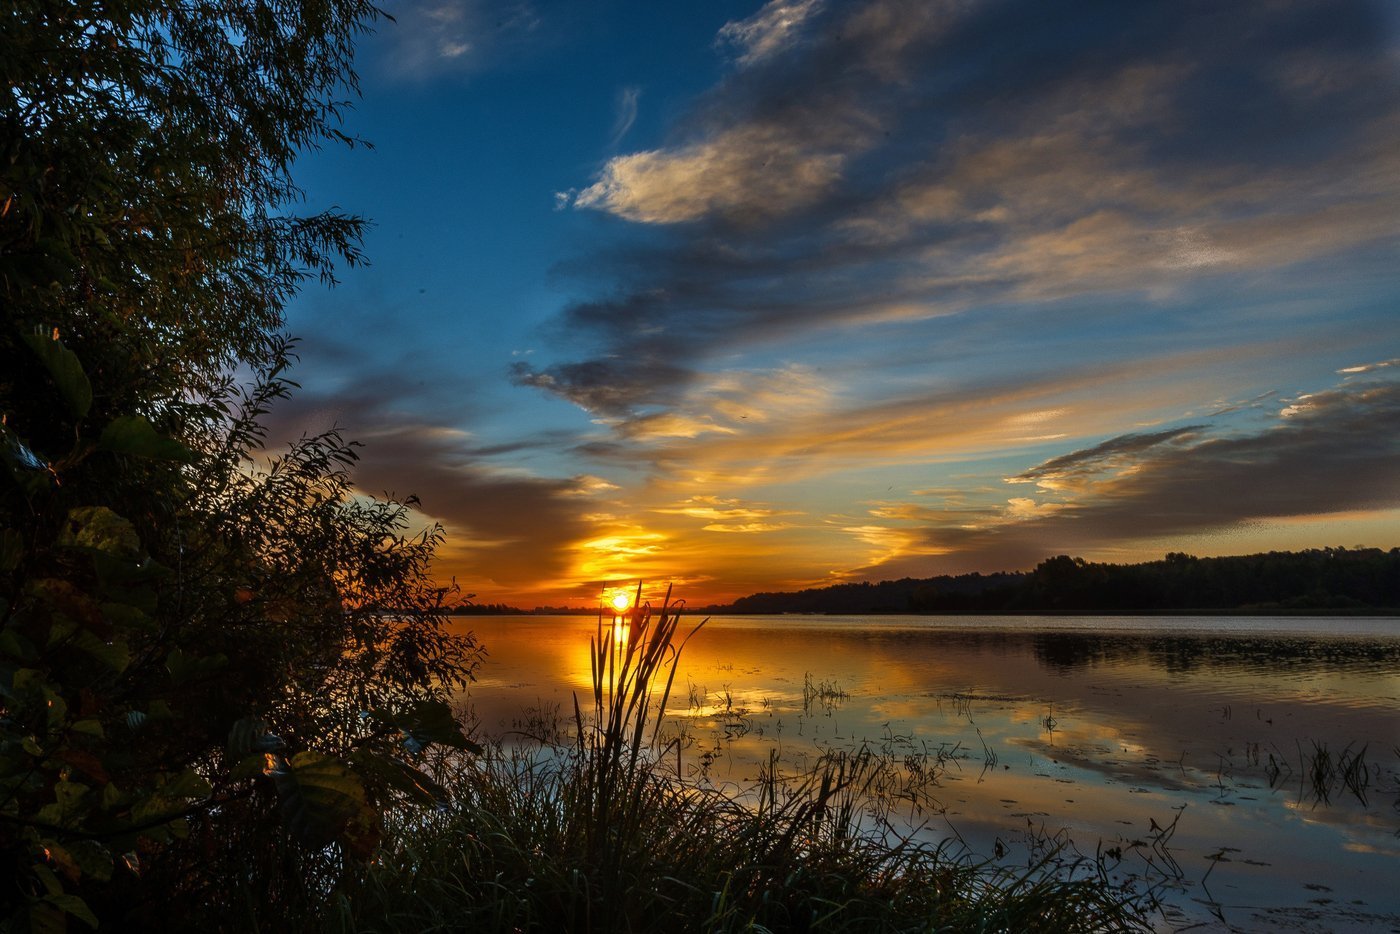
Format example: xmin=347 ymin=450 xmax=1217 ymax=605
xmin=325 ymin=590 xmax=1155 ymax=933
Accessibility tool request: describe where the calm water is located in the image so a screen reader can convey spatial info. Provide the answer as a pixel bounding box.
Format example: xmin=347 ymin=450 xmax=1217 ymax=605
xmin=455 ymin=614 xmax=1400 ymax=933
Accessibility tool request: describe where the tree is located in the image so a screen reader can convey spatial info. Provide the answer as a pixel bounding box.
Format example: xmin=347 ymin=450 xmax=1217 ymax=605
xmin=2 ymin=2 xmax=480 ymax=928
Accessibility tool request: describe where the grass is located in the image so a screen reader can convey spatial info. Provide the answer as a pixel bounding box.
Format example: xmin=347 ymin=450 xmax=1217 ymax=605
xmin=324 ymin=589 xmax=1156 ymax=933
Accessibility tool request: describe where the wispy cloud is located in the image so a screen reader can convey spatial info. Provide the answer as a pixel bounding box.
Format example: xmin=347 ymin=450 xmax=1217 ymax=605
xmin=718 ymin=0 xmax=825 ymax=67
xmin=377 ymin=0 xmax=540 ymax=80
xmin=609 ymin=85 xmax=642 ymax=147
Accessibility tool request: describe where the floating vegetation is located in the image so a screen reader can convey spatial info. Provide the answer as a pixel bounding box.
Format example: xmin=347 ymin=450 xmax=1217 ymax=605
xmin=802 ymin=671 xmax=850 ymax=716
xmin=1261 ymin=740 xmax=1379 ymax=808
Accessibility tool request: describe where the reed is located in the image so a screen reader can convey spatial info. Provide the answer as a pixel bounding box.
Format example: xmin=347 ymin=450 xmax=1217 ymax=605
xmin=325 ymin=588 xmax=1155 ymax=933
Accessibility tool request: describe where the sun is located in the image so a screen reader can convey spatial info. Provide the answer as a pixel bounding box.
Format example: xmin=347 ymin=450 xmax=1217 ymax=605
xmin=610 ymin=591 xmax=632 ymax=612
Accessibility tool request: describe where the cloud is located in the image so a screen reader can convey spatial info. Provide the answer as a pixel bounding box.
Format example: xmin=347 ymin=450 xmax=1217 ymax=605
xmin=846 ymin=373 xmax=1400 ymax=578
xmin=530 ymin=0 xmax=1400 ymax=424
xmin=1008 ymin=426 xmax=1204 ymax=493
xmin=609 ymin=86 xmax=642 ymax=147
xmin=652 ymin=494 xmax=800 ymax=526
xmin=570 ymin=122 xmax=854 ymax=224
xmin=253 ymin=358 xmax=602 ymax=598
xmin=1339 ymin=358 xmax=1399 ymax=375
xmin=718 ymin=0 xmax=825 ymax=67
xmin=376 ymin=0 xmax=540 ymax=80
xmin=626 ymin=347 xmax=1260 ymax=496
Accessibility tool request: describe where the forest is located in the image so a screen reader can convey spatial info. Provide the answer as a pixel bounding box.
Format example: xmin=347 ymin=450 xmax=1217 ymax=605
xmin=725 ymin=548 xmax=1400 ymax=614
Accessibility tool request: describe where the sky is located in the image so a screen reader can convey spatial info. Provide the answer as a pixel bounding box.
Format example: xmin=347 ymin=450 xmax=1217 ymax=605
xmin=274 ymin=0 xmax=1400 ymax=607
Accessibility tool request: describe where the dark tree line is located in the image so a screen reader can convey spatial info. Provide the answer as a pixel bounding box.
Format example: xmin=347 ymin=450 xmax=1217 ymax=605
xmin=725 ymin=548 xmax=1400 ymax=614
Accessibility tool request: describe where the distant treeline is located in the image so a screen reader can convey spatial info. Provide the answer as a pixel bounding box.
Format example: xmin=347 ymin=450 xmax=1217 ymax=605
xmin=446 ymin=603 xmax=530 ymax=616
xmin=725 ymin=548 xmax=1400 ymax=614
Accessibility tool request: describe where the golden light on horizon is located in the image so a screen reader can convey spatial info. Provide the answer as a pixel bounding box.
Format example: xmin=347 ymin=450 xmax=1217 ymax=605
xmin=610 ymin=591 xmax=632 ymax=612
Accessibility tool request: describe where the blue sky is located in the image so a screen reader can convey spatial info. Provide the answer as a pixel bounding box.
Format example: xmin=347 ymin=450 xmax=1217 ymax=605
xmin=274 ymin=0 xmax=1400 ymax=605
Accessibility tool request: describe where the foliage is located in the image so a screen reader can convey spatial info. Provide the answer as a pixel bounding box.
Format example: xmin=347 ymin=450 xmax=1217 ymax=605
xmin=1 ymin=1 xmax=482 ymax=929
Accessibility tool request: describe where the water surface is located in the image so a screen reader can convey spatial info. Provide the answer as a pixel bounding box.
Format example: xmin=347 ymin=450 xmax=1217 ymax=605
xmin=456 ymin=614 xmax=1400 ymax=933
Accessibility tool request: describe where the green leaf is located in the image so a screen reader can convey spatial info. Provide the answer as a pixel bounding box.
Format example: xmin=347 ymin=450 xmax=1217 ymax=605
xmin=270 ymin=751 xmax=374 ymax=848
xmin=161 ymin=768 xmax=213 ymax=800
xmin=370 ymin=699 xmax=481 ymax=755
xmin=98 ymin=415 xmax=194 ymax=462
xmin=43 ymin=689 xmax=68 ymax=729
xmin=228 ymin=753 xmax=270 ymax=781
xmin=94 ymin=557 xmax=165 ymax=614
xmin=44 ymin=893 xmax=99 ymax=929
xmin=167 ymin=648 xmax=227 ymax=685
xmin=227 ymin=717 xmax=284 ymax=759
xmin=33 ymin=862 xmax=64 ymax=896
xmin=27 ymin=901 xmax=67 ymax=934
xmin=350 ymin=749 xmax=448 ymax=806
xmin=71 ymin=630 xmax=130 ymax=673
xmin=29 ymin=578 xmax=106 ymax=634
xmin=101 ymin=782 xmax=126 ymax=810
xmin=65 ymin=841 xmax=113 ymax=883
xmin=23 ymin=330 xmax=92 ymax=419
xmin=0 ymin=528 xmax=22 ymax=572
xmin=0 ymin=628 xmax=38 ymax=664
xmin=58 ymin=507 xmax=140 ymax=560
xmin=99 ymin=601 xmax=155 ymax=634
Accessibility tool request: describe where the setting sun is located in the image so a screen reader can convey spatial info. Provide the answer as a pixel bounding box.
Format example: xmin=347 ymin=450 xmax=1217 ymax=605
xmin=610 ymin=591 xmax=632 ymax=612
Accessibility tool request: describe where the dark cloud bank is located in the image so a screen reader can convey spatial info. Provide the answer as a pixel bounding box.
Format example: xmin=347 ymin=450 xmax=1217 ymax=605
xmin=520 ymin=0 xmax=1400 ymax=421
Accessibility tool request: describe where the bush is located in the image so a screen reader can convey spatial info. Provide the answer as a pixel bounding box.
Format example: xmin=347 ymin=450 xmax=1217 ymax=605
xmin=2 ymin=2 xmax=481 ymax=928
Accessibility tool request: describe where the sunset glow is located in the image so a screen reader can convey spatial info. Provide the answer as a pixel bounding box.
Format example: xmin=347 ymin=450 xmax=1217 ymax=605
xmin=275 ymin=1 xmax=1400 ymax=606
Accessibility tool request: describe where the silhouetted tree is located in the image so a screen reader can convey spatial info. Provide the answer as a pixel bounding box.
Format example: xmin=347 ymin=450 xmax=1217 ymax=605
xmin=2 ymin=2 xmax=480 ymax=928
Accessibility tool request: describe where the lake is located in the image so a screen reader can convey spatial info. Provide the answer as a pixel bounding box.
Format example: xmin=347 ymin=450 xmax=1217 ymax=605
xmin=454 ymin=614 xmax=1400 ymax=933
